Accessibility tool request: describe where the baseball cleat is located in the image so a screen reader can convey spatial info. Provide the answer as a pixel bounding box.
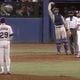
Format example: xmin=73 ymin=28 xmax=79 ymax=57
xmin=76 ymin=55 xmax=80 ymax=58
xmin=7 ymin=72 xmax=11 ymax=75
xmin=0 ymin=72 xmax=5 ymax=75
xmin=57 ymin=52 xmax=60 ymax=55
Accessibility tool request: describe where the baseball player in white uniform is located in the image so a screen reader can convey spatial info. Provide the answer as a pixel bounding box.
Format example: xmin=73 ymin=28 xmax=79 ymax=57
xmin=48 ymin=2 xmax=68 ymax=54
xmin=76 ymin=11 xmax=80 ymax=57
xmin=0 ymin=17 xmax=13 ymax=74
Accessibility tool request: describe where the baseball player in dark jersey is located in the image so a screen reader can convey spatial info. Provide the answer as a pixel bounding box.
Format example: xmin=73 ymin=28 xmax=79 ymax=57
xmin=48 ymin=2 xmax=68 ymax=54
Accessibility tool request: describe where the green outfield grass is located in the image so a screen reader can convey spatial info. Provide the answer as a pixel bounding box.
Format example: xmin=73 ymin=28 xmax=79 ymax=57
xmin=11 ymin=61 xmax=80 ymax=78
xmin=11 ymin=44 xmax=79 ymax=79
xmin=11 ymin=49 xmax=68 ymax=54
xmin=11 ymin=49 xmax=55 ymax=53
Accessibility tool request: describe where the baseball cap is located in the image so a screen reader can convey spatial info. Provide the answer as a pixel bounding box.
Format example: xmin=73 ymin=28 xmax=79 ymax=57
xmin=0 ymin=17 xmax=5 ymax=23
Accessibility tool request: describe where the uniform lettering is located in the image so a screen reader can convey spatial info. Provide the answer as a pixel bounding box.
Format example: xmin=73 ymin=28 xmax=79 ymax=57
xmin=0 ymin=32 xmax=8 ymax=38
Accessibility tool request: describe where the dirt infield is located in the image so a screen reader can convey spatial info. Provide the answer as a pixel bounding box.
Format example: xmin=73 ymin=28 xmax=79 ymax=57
xmin=0 ymin=74 xmax=80 ymax=80
xmin=0 ymin=43 xmax=80 ymax=80
xmin=11 ymin=52 xmax=80 ymax=62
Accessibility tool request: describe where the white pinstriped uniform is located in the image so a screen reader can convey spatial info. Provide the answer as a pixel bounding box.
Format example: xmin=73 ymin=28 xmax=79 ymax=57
xmin=76 ymin=17 xmax=80 ymax=57
xmin=0 ymin=23 xmax=13 ymax=73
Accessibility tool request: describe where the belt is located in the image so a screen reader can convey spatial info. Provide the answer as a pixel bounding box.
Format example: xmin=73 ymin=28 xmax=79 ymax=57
xmin=77 ymin=29 xmax=80 ymax=31
xmin=55 ymin=24 xmax=64 ymax=28
xmin=70 ymin=28 xmax=76 ymax=30
xmin=56 ymin=27 xmax=61 ymax=28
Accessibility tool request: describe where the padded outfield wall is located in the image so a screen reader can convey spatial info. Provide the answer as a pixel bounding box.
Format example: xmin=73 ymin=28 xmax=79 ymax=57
xmin=5 ymin=0 xmax=54 ymax=43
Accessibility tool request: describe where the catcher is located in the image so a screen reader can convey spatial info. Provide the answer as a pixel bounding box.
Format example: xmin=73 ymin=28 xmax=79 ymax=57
xmin=48 ymin=2 xmax=68 ymax=54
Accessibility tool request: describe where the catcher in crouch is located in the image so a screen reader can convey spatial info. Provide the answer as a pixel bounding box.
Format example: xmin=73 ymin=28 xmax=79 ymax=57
xmin=48 ymin=2 xmax=68 ymax=54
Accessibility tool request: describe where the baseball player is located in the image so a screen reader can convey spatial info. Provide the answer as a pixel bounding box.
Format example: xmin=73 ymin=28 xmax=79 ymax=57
xmin=48 ymin=2 xmax=68 ymax=54
xmin=0 ymin=17 xmax=13 ymax=74
xmin=76 ymin=11 xmax=80 ymax=57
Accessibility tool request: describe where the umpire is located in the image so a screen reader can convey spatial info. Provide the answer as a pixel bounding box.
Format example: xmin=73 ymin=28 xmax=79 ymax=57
xmin=66 ymin=11 xmax=78 ymax=55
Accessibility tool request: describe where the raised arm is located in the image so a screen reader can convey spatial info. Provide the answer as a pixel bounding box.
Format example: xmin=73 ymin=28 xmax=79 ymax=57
xmin=48 ymin=2 xmax=55 ymax=20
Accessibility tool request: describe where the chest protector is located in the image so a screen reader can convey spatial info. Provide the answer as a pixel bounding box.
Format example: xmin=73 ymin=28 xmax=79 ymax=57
xmin=54 ymin=14 xmax=64 ymax=25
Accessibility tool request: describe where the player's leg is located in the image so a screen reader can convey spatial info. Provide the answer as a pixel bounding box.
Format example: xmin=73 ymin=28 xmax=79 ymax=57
xmin=0 ymin=47 xmax=5 ymax=73
xmin=69 ymin=29 xmax=75 ymax=54
xmin=61 ymin=25 xmax=68 ymax=54
xmin=55 ymin=26 xmax=62 ymax=54
xmin=69 ymin=35 xmax=74 ymax=54
xmin=76 ymin=31 xmax=80 ymax=57
xmin=5 ymin=42 xmax=11 ymax=73
xmin=73 ymin=30 xmax=78 ymax=54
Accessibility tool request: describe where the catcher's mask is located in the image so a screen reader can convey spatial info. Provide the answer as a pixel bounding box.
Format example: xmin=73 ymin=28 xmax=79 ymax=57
xmin=52 ymin=7 xmax=59 ymax=14
xmin=68 ymin=11 xmax=74 ymax=17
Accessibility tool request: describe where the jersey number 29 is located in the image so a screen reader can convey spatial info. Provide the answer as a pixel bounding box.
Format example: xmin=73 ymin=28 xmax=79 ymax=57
xmin=0 ymin=32 xmax=8 ymax=38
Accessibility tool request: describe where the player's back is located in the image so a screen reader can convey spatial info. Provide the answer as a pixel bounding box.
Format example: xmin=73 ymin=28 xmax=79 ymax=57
xmin=0 ymin=23 xmax=11 ymax=41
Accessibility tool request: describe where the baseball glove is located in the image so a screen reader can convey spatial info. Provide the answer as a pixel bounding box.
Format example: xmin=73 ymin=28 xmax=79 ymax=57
xmin=67 ymin=30 xmax=71 ymax=37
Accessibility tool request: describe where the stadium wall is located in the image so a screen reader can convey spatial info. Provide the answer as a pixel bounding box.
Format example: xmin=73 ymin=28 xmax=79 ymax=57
xmin=6 ymin=18 xmax=43 ymax=43
xmin=6 ymin=0 xmax=55 ymax=43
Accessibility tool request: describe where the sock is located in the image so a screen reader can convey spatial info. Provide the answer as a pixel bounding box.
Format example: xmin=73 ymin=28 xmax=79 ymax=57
xmin=57 ymin=43 xmax=61 ymax=53
xmin=64 ymin=44 xmax=68 ymax=52
xmin=6 ymin=65 xmax=10 ymax=72
xmin=1 ymin=66 xmax=4 ymax=73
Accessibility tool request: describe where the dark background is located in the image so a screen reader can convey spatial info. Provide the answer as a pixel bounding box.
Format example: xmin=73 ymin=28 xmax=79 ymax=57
xmin=49 ymin=0 xmax=80 ymax=2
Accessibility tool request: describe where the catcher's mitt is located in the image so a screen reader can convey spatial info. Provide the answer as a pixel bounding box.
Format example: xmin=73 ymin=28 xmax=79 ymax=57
xmin=67 ymin=30 xmax=71 ymax=37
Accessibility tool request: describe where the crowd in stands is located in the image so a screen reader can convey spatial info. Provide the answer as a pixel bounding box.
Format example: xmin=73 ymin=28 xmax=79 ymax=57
xmin=0 ymin=0 xmax=43 ymax=17
xmin=0 ymin=0 xmax=42 ymax=2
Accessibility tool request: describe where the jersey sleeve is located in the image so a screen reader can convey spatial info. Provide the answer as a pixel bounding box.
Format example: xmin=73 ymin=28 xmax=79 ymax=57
xmin=48 ymin=2 xmax=55 ymax=22
xmin=77 ymin=18 xmax=80 ymax=25
xmin=65 ymin=18 xmax=70 ymax=30
xmin=8 ymin=25 xmax=13 ymax=40
xmin=9 ymin=25 xmax=13 ymax=35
